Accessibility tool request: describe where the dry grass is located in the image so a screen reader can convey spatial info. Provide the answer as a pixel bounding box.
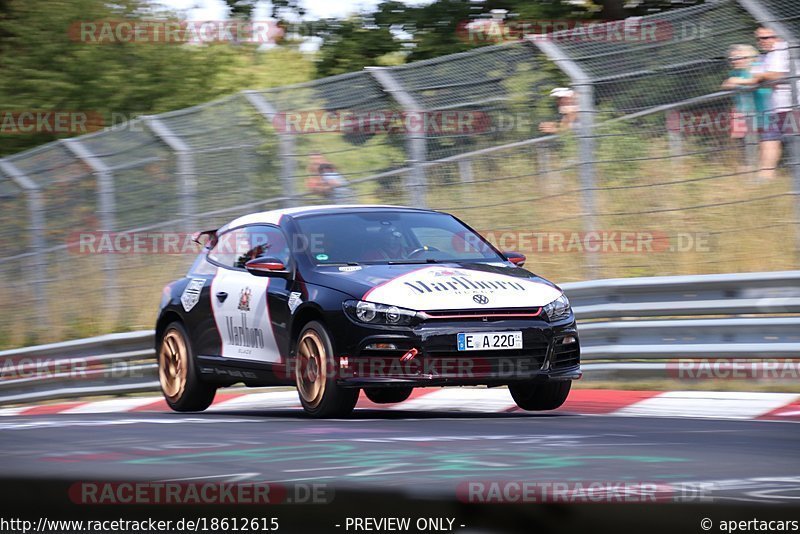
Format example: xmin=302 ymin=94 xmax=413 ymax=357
xmin=1 ymin=127 xmax=797 ymax=349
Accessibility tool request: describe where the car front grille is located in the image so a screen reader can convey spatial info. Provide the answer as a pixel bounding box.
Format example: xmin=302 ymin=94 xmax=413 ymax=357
xmin=551 ymin=339 xmax=580 ymax=369
xmin=419 ymin=308 xmax=543 ymax=322
xmin=350 ymin=341 xmax=551 ymax=380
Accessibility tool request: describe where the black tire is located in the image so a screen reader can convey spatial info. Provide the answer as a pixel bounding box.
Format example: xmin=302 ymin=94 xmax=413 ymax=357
xmin=509 ymin=380 xmax=571 ymax=411
xmin=364 ymin=387 xmax=413 ymax=404
xmin=294 ymin=321 xmax=359 ymax=418
xmin=157 ymin=321 xmax=216 ymax=412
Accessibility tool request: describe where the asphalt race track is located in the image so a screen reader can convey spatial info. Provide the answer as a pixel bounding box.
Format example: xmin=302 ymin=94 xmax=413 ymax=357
xmin=0 ymin=409 xmax=798 ymax=505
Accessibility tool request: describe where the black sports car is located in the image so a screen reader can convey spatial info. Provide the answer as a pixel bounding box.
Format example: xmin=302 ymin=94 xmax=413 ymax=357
xmin=156 ymin=205 xmax=580 ymax=417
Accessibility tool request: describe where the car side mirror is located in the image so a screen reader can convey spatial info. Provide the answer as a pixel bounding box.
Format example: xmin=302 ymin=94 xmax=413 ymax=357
xmin=245 ymin=256 xmax=290 ymax=277
xmin=504 ymin=251 xmax=526 ymax=267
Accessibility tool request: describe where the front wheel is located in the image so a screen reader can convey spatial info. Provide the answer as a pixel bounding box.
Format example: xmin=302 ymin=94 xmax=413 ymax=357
xmin=294 ymin=321 xmax=359 ymax=418
xmin=509 ymin=380 xmax=571 ymax=411
xmin=158 ymin=321 xmax=216 ymax=412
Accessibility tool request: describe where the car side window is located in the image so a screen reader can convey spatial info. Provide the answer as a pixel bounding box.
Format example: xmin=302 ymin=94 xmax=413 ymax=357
xmin=234 ymin=225 xmax=291 ymax=268
xmin=208 ymin=225 xmax=290 ymax=270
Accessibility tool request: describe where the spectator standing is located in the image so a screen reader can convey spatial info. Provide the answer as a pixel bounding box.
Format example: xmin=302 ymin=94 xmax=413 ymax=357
xmin=538 ymin=87 xmax=579 ymax=134
xmin=722 ymin=44 xmax=770 ymax=173
xmin=727 ymin=27 xmax=799 ymax=181
xmin=305 ymin=152 xmax=331 ymax=196
xmin=536 ymin=87 xmax=579 ymax=191
xmin=315 ymin=163 xmax=354 ymax=204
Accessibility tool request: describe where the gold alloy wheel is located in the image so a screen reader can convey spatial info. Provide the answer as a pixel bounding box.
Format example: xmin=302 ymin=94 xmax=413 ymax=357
xmin=159 ymin=329 xmax=188 ymax=402
xmin=296 ymin=329 xmax=328 ymax=408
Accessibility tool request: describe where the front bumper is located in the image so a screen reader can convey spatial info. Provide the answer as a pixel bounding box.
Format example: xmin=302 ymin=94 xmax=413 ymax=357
xmin=333 ymin=316 xmax=580 ymax=387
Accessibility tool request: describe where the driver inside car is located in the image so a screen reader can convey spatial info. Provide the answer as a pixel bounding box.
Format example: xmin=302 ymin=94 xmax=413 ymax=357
xmin=361 ymin=226 xmax=408 ymax=261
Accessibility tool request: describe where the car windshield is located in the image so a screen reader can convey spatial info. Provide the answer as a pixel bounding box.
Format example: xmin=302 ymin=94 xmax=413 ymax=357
xmin=294 ymin=211 xmax=505 ymax=265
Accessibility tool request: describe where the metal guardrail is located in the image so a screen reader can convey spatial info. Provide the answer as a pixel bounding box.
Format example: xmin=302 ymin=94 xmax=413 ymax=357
xmin=0 ymin=331 xmax=157 ymax=405
xmin=564 ymin=270 xmax=800 ymax=362
xmin=564 ymin=270 xmax=800 ymax=319
xmin=1 ymin=270 xmax=799 ymax=406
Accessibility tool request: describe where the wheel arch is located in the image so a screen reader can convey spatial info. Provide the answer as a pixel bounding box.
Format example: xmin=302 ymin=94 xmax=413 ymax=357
xmin=290 ymin=304 xmax=327 ymax=355
xmin=155 ymin=310 xmax=184 ymax=352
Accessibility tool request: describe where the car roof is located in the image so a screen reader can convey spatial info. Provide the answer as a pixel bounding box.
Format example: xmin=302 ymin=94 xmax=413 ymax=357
xmin=226 ymin=204 xmax=437 ymax=229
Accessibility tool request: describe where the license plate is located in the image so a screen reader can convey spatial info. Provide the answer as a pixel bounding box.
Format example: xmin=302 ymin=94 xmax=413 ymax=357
xmin=457 ymin=331 xmax=523 ymax=351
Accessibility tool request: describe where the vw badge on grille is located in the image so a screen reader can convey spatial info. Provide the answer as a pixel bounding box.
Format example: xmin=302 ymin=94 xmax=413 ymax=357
xmin=473 ymin=294 xmax=489 ymax=305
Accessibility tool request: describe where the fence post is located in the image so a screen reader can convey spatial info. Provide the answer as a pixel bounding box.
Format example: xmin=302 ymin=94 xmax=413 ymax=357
xmin=61 ymin=139 xmax=118 ymax=323
xmin=0 ymin=159 xmax=48 ymax=328
xmin=531 ymin=39 xmax=599 ymax=279
xmin=458 ymin=158 xmax=473 ymax=184
xmin=666 ymin=109 xmax=685 ymax=171
xmin=366 ymin=67 xmax=428 ymax=208
xmin=241 ymin=90 xmax=297 ymax=208
xmin=736 ymin=0 xmax=800 ymax=255
xmin=143 ymin=117 xmax=198 ymax=230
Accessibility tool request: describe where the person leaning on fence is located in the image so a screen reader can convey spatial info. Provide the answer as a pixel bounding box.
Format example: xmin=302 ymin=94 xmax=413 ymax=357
xmin=310 ymin=163 xmax=354 ymax=204
xmin=306 ymin=152 xmax=331 ymax=195
xmin=722 ymin=45 xmax=770 ymax=170
xmin=306 ymin=153 xmax=354 ymax=203
xmin=725 ymin=27 xmax=799 ymax=181
xmin=538 ymin=87 xmax=579 ymax=134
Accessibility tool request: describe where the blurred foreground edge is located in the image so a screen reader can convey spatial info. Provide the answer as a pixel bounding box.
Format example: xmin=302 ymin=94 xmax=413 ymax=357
xmin=0 ymin=478 xmax=797 ymax=534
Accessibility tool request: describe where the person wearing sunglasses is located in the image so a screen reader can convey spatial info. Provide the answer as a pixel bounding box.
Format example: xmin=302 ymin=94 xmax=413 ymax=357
xmin=726 ymin=27 xmax=798 ymax=181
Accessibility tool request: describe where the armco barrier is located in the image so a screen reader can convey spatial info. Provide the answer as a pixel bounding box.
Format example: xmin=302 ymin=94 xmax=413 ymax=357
xmin=1 ymin=270 xmax=799 ymax=405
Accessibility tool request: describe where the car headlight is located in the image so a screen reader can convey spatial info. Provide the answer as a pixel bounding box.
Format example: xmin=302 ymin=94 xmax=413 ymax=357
xmin=543 ymin=294 xmax=571 ymax=322
xmin=343 ymin=300 xmax=417 ymax=326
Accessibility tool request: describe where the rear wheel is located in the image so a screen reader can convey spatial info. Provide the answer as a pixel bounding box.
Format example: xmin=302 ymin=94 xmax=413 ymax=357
xmin=294 ymin=321 xmax=359 ymax=418
xmin=509 ymin=380 xmax=571 ymax=411
xmin=364 ymin=387 xmax=413 ymax=404
xmin=158 ymin=322 xmax=216 ymax=412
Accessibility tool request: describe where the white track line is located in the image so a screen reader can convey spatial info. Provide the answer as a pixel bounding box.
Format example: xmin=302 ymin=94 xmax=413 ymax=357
xmin=206 ymin=391 xmax=301 ymax=411
xmin=0 ymin=406 xmax=32 ymax=416
xmin=62 ymin=397 xmax=164 ymax=414
xmin=5 ymin=389 xmax=800 ymax=420
xmin=390 ymin=387 xmax=515 ymax=412
xmin=614 ymin=391 xmax=800 ymax=420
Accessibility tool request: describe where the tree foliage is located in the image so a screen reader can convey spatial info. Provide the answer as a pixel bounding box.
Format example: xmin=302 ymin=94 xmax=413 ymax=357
xmin=223 ymin=0 xmax=258 ymax=19
xmin=314 ymin=0 xmax=704 ymax=77
xmin=0 ymin=0 xmax=706 ymax=155
xmin=0 ymin=0 xmax=314 ymax=156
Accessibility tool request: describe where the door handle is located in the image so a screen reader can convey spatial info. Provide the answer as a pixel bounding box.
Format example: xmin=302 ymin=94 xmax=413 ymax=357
xmin=216 ymin=291 xmax=228 ymax=302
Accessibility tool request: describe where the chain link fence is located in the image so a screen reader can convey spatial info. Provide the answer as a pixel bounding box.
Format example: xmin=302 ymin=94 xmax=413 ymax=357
xmin=0 ymin=0 xmax=798 ymax=347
